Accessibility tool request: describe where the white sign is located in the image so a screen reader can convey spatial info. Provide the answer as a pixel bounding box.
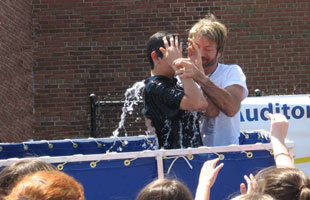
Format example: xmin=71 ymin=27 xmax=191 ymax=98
xmin=240 ymin=94 xmax=310 ymax=174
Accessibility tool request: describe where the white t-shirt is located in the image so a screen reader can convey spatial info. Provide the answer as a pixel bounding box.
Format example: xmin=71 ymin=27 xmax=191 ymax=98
xmin=200 ymin=63 xmax=248 ymax=146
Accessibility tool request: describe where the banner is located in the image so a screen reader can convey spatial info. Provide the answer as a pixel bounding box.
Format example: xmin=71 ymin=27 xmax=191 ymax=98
xmin=240 ymin=94 xmax=310 ymax=174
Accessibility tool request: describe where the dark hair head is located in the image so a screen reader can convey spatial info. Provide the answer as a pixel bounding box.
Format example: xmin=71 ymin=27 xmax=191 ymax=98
xmin=146 ymin=31 xmax=175 ymax=69
xmin=256 ymin=167 xmax=310 ymax=200
xmin=136 ymin=178 xmax=193 ymax=200
xmin=0 ymin=159 xmax=57 ymax=196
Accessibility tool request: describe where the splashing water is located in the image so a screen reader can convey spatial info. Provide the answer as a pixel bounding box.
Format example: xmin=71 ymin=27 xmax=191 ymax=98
xmin=112 ymin=80 xmax=145 ymax=138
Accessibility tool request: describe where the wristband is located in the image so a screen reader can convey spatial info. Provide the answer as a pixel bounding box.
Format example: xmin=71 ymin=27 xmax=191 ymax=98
xmin=274 ymin=152 xmax=293 ymax=160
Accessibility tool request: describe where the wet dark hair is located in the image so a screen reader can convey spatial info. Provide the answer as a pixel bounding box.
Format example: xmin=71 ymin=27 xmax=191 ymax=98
xmin=146 ymin=31 xmax=175 ymax=69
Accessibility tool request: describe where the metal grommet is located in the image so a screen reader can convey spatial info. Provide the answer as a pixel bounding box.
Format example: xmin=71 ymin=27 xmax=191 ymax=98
xmin=23 ymin=145 xmax=28 ymax=151
xmin=187 ymin=154 xmax=194 ymax=160
xmin=218 ymin=154 xmax=225 ymax=160
xmin=269 ymin=149 xmax=274 ymax=155
xmin=73 ymin=143 xmax=78 ymax=148
xmin=147 ymin=140 xmax=152 ymax=144
xmin=97 ymin=143 xmax=102 ymax=148
xmin=57 ymin=164 xmax=64 ymax=171
xmin=48 ymin=144 xmax=53 ymax=149
xmin=90 ymin=162 xmax=97 ymax=168
xmin=124 ymin=160 xmax=131 ymax=166
xmin=122 ymin=141 xmax=128 ymax=147
xmin=245 ymin=134 xmax=249 ymax=139
xmin=247 ymin=152 xmax=253 ymax=158
xmin=0 ymin=146 xmax=3 ymax=152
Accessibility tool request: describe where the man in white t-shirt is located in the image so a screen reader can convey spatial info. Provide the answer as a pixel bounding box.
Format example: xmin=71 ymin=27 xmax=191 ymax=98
xmin=179 ymin=14 xmax=248 ymax=146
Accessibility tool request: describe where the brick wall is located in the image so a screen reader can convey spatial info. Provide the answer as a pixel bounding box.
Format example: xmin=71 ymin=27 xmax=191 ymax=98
xmin=3 ymin=0 xmax=310 ymax=141
xmin=0 ymin=0 xmax=33 ymax=142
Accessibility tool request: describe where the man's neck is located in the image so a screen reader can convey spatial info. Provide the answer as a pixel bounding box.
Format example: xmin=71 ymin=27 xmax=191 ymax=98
xmin=204 ymin=63 xmax=219 ymax=77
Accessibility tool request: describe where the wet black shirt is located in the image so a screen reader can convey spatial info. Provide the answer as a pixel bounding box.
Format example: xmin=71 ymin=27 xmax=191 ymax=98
xmin=143 ymin=75 xmax=202 ymax=149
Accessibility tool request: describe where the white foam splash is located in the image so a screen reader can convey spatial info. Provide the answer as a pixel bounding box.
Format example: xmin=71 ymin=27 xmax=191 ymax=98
xmin=112 ymin=80 xmax=145 ymax=138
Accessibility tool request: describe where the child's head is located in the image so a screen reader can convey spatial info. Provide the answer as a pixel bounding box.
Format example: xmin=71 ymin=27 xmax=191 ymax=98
xmin=231 ymin=193 xmax=274 ymax=200
xmin=146 ymin=31 xmax=175 ymax=69
xmin=0 ymin=159 xmax=57 ymax=196
xmin=256 ymin=167 xmax=310 ymax=200
xmin=136 ymin=178 xmax=193 ymax=200
xmin=6 ymin=170 xmax=84 ymax=200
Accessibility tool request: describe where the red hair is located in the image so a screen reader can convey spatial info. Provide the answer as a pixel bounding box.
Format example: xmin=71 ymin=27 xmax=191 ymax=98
xmin=6 ymin=170 xmax=84 ymax=200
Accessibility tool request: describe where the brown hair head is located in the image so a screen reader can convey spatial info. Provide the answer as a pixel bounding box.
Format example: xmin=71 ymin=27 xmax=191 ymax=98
xmin=5 ymin=170 xmax=84 ymax=200
xmin=256 ymin=167 xmax=310 ymax=200
xmin=231 ymin=193 xmax=275 ymax=200
xmin=0 ymin=159 xmax=57 ymax=197
xmin=136 ymin=178 xmax=193 ymax=200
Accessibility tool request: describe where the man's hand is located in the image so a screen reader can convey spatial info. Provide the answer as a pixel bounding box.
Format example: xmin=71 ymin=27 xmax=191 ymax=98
xmin=173 ymin=58 xmax=203 ymax=80
xmin=188 ymin=38 xmax=204 ymax=74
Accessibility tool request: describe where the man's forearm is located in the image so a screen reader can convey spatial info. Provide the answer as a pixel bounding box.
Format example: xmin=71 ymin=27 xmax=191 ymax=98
xmin=195 ymin=73 xmax=241 ymax=117
xmin=201 ymin=94 xmax=219 ymax=117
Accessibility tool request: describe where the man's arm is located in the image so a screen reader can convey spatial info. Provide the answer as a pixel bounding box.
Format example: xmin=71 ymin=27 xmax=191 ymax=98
xmin=186 ymin=39 xmax=245 ymax=117
xmin=201 ymin=93 xmax=220 ymax=118
xmin=176 ymin=62 xmax=243 ymax=117
xmin=195 ymin=73 xmax=244 ymax=117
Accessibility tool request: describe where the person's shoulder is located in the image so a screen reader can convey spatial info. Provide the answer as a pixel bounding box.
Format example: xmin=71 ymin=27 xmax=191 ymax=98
xmin=218 ymin=63 xmax=244 ymax=74
xmin=218 ymin=63 xmax=242 ymax=70
xmin=145 ymin=75 xmax=168 ymax=92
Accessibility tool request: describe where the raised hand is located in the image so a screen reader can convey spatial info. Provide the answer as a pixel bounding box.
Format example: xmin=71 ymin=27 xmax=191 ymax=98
xmin=188 ymin=38 xmax=204 ymax=74
xmin=267 ymin=113 xmax=294 ymax=168
xmin=198 ymin=158 xmax=224 ymax=189
xmin=159 ymin=35 xmax=183 ymax=71
xmin=195 ymin=158 xmax=224 ymax=200
xmin=240 ymin=174 xmax=258 ymax=195
xmin=267 ymin=113 xmax=288 ymax=143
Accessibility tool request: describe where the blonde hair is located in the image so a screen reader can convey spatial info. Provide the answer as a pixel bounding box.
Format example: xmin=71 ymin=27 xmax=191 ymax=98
xmin=231 ymin=193 xmax=274 ymax=200
xmin=6 ymin=170 xmax=84 ymax=200
xmin=189 ymin=14 xmax=227 ymax=54
xmin=136 ymin=178 xmax=193 ymax=200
